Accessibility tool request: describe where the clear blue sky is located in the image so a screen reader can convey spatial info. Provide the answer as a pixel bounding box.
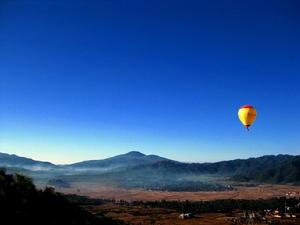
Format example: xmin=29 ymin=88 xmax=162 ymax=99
xmin=0 ymin=0 xmax=299 ymax=164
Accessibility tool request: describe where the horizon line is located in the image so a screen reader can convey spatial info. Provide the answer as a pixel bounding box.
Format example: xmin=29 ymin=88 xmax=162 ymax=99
xmin=0 ymin=150 xmax=297 ymax=165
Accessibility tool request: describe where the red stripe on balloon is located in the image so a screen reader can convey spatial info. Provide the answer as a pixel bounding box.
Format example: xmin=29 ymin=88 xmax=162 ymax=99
xmin=241 ymin=105 xmax=254 ymax=109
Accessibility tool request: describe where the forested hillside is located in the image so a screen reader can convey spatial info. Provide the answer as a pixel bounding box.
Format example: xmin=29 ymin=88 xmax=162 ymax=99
xmin=0 ymin=169 xmax=126 ymax=225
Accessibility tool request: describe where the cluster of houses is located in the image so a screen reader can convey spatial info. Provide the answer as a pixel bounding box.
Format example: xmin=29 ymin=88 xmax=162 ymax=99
xmin=228 ymin=209 xmax=298 ymax=225
xmin=286 ymin=191 xmax=300 ymax=199
xmin=264 ymin=209 xmax=296 ymax=219
xmin=178 ymin=193 xmax=300 ymax=222
xmin=178 ymin=213 xmax=193 ymax=219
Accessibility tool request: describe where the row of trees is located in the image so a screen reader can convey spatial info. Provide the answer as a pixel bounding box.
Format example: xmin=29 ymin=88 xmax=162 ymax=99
xmin=124 ymin=198 xmax=300 ymax=214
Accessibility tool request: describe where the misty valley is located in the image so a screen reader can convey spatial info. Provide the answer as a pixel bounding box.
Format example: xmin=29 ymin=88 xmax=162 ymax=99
xmin=1 ymin=151 xmax=299 ymax=193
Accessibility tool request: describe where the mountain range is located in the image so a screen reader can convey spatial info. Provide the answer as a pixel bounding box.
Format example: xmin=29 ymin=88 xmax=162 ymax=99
xmin=0 ymin=151 xmax=299 ymax=190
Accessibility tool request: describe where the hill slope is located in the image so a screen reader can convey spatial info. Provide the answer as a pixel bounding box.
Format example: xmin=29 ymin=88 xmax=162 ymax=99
xmin=0 ymin=169 xmax=125 ymax=225
xmin=0 ymin=152 xmax=57 ymax=170
xmin=240 ymin=155 xmax=300 ymax=184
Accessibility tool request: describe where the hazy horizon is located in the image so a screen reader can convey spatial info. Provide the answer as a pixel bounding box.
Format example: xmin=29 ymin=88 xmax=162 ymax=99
xmin=1 ymin=1 xmax=299 ymax=164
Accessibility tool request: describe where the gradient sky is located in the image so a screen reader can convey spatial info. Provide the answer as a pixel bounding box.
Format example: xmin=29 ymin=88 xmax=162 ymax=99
xmin=0 ymin=0 xmax=300 ymax=164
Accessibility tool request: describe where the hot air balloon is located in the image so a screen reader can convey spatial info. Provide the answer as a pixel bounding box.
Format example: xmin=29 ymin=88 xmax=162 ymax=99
xmin=238 ymin=105 xmax=256 ymax=131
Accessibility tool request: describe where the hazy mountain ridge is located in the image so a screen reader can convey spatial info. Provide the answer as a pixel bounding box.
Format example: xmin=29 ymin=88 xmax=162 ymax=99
xmin=89 ymin=154 xmax=298 ymax=189
xmin=0 ymin=151 xmax=299 ymax=187
xmin=68 ymin=151 xmax=170 ymax=169
xmin=0 ymin=152 xmax=57 ymax=170
xmin=128 ymin=154 xmax=293 ymax=176
xmin=232 ymin=155 xmax=300 ymax=184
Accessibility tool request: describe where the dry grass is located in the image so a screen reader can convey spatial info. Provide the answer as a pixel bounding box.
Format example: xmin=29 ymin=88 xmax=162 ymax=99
xmin=58 ymin=182 xmax=300 ymax=201
xmin=57 ymin=183 xmax=300 ymax=224
xmin=89 ymin=203 xmax=232 ymax=225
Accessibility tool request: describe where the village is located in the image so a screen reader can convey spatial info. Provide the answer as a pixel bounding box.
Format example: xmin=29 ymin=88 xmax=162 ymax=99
xmin=178 ymin=192 xmax=300 ymax=224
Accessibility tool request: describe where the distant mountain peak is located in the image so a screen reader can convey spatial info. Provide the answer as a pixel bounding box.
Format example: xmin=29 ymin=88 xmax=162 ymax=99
xmin=125 ymin=151 xmax=146 ymax=157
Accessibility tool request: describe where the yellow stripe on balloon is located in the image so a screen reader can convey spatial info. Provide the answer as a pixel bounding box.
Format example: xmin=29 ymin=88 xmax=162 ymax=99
xmin=238 ymin=105 xmax=256 ymax=130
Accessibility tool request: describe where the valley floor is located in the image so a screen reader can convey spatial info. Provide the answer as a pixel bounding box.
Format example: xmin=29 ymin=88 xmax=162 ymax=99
xmin=86 ymin=203 xmax=300 ymax=225
xmin=57 ymin=183 xmax=300 ymax=201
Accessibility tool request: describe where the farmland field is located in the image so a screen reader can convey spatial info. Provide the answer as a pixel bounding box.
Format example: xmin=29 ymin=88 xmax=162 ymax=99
xmin=58 ymin=182 xmax=300 ymax=201
xmin=86 ymin=203 xmax=300 ymax=225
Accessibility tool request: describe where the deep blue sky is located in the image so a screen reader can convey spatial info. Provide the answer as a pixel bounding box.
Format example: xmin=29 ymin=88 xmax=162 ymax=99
xmin=0 ymin=0 xmax=299 ymax=163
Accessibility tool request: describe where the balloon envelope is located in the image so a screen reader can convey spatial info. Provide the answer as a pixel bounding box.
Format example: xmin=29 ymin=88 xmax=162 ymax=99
xmin=238 ymin=105 xmax=256 ymax=130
